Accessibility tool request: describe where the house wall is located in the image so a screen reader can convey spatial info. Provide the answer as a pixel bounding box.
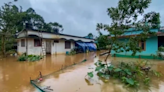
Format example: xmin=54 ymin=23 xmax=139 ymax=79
xmin=111 ymin=36 xmax=158 ymax=56
xmin=17 ymin=31 xmax=26 ymax=38
xmin=51 ymin=40 xmax=75 ymax=54
xmin=27 ymin=38 xmax=46 ymax=55
xmin=17 ymin=38 xmax=46 ymax=55
xmin=17 ymin=30 xmax=93 ymax=55
xmin=17 ymin=39 xmax=26 ymax=55
xmin=18 ymin=38 xmax=75 ymax=55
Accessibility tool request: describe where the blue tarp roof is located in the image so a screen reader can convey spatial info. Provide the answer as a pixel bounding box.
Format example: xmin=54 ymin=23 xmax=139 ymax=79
xmin=76 ymin=42 xmax=96 ymax=52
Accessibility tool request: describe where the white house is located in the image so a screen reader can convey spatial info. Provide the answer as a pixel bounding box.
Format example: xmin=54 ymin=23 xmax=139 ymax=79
xmin=16 ymin=29 xmax=95 ymax=55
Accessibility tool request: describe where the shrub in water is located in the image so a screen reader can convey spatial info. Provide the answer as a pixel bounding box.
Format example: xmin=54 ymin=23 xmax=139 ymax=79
xmin=18 ymin=54 xmax=43 ymax=62
xmin=68 ymin=49 xmax=76 ymax=55
xmin=88 ymin=60 xmax=162 ymax=88
xmin=18 ymin=54 xmax=27 ymax=61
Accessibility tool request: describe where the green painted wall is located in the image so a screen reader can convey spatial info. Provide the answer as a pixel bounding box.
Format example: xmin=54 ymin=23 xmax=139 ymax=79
xmin=111 ymin=36 xmax=158 ymax=56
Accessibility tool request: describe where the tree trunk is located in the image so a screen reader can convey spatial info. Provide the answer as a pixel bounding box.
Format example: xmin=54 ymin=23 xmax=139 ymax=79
xmin=105 ymin=48 xmax=111 ymax=62
xmin=105 ymin=44 xmax=113 ymax=62
xmin=1 ymin=35 xmax=6 ymax=57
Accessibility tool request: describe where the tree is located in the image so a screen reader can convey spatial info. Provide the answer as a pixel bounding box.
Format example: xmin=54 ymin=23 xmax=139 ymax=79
xmin=0 ymin=3 xmax=21 ymax=56
xmin=96 ymin=32 xmax=110 ymax=50
xmin=0 ymin=1 xmax=65 ymax=56
xmin=96 ymin=0 xmax=160 ymax=61
xmin=45 ymin=22 xmax=63 ymax=33
xmin=87 ymin=0 xmax=162 ymax=88
xmin=87 ymin=33 xmax=94 ymax=39
xmin=12 ymin=0 xmax=64 ymax=33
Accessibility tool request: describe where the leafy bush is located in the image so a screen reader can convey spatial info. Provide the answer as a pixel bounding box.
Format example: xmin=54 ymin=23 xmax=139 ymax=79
xmin=158 ymin=46 xmax=164 ymax=52
xmin=151 ymin=52 xmax=164 ymax=59
xmin=6 ymin=49 xmax=17 ymax=55
xmin=17 ymin=54 xmax=27 ymax=61
xmin=18 ymin=54 xmax=43 ymax=62
xmin=68 ymin=49 xmax=76 ymax=55
xmin=88 ymin=60 xmax=162 ymax=88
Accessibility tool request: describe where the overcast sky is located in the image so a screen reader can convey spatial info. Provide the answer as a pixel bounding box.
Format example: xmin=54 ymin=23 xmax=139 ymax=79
xmin=0 ymin=0 xmax=164 ymax=37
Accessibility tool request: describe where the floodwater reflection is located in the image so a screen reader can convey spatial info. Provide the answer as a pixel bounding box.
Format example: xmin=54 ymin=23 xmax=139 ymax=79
xmin=0 ymin=52 xmax=95 ymax=92
xmin=0 ymin=51 xmax=164 ymax=92
xmin=38 ymin=52 xmax=164 ymax=92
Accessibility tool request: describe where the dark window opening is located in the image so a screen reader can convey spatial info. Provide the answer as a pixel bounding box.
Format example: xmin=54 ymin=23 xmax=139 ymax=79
xmin=158 ymin=36 xmax=164 ymax=47
xmin=65 ymin=41 xmax=71 ymax=49
xmin=139 ymin=41 xmax=146 ymax=51
xmin=34 ymin=39 xmax=42 ymax=47
xmin=21 ymin=39 xmax=25 ymax=47
xmin=54 ymin=40 xmax=59 ymax=43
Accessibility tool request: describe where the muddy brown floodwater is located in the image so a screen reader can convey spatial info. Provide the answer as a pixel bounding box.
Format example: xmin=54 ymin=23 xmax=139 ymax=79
xmin=1 ymin=51 xmax=164 ymax=92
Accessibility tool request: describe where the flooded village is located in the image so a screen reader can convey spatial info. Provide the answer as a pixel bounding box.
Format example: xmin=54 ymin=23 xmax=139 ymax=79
xmin=1 ymin=0 xmax=164 ymax=92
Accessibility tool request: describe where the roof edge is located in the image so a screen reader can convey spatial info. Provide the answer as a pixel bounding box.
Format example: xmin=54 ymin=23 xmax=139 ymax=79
xmin=26 ymin=28 xmax=95 ymax=40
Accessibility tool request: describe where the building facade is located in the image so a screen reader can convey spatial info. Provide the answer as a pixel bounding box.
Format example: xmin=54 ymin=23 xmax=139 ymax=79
xmin=111 ymin=28 xmax=164 ymax=58
xmin=17 ymin=29 xmax=95 ymax=55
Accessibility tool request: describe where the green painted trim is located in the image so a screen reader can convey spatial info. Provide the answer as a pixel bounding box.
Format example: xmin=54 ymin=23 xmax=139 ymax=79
xmin=112 ymin=54 xmax=163 ymax=60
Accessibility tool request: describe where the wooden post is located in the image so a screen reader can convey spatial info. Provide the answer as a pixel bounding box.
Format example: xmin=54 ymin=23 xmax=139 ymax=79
xmin=39 ymin=71 xmax=42 ymax=78
xmin=26 ymin=29 xmax=28 ymax=55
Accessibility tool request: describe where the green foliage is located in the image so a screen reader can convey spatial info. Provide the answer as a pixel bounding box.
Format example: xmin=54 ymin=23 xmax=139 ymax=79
xmin=125 ymin=78 xmax=135 ymax=85
xmin=6 ymin=49 xmax=16 ymax=55
xmin=0 ymin=3 xmax=21 ymax=56
xmin=96 ymin=32 xmax=110 ymax=50
xmin=87 ymin=33 xmax=94 ymax=39
xmin=44 ymin=22 xmax=63 ymax=33
xmin=96 ymin=0 xmax=160 ymax=56
xmin=92 ymin=60 xmax=162 ymax=88
xmin=90 ymin=0 xmax=162 ymax=89
xmin=17 ymin=54 xmax=27 ymax=61
xmin=18 ymin=54 xmax=43 ymax=62
xmin=87 ymin=72 xmax=94 ymax=78
xmin=82 ymin=59 xmax=87 ymax=62
xmin=0 ymin=2 xmax=64 ymax=56
xmin=151 ymin=51 xmax=164 ymax=59
xmin=158 ymin=46 xmax=164 ymax=52
xmin=67 ymin=49 xmax=76 ymax=55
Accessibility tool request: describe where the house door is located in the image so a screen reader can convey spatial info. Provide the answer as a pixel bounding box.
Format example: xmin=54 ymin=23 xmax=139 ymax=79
xmin=53 ymin=40 xmax=59 ymax=54
xmin=46 ymin=40 xmax=51 ymax=54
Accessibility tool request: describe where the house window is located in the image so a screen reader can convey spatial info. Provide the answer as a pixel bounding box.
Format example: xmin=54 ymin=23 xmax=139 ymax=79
xmin=21 ymin=39 xmax=25 ymax=47
xmin=65 ymin=41 xmax=71 ymax=49
xmin=34 ymin=39 xmax=42 ymax=47
xmin=139 ymin=41 xmax=146 ymax=51
xmin=54 ymin=40 xmax=59 ymax=43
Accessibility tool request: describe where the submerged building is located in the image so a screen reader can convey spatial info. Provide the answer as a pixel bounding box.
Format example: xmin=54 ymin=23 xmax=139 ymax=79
xmin=16 ymin=29 xmax=96 ymax=55
xmin=111 ymin=27 xmax=164 ymax=59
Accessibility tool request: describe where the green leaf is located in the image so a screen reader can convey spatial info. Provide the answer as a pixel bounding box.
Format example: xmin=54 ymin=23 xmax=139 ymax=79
xmin=97 ymin=72 xmax=104 ymax=77
xmin=108 ymin=66 xmax=113 ymax=71
xmin=124 ymin=68 xmax=132 ymax=75
xmin=126 ymin=78 xmax=134 ymax=85
xmin=114 ymin=68 xmax=122 ymax=72
xmin=95 ymin=66 xmax=103 ymax=71
xmin=108 ymin=65 xmax=114 ymax=71
xmin=87 ymin=72 xmax=94 ymax=78
xmin=94 ymin=63 xmax=98 ymax=66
